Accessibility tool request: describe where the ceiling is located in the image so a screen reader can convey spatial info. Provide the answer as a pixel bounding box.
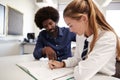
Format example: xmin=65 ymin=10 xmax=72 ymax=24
xmin=35 ymin=0 xmax=120 ymax=8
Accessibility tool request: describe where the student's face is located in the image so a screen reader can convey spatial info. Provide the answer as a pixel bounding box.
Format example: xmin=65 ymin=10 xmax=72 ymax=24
xmin=42 ymin=19 xmax=57 ymax=34
xmin=64 ymin=16 xmax=86 ymax=36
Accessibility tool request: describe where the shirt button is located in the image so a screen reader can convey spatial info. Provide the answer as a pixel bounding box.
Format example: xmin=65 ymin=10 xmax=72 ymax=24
xmin=58 ymin=57 xmax=60 ymax=60
xmin=57 ymin=51 xmax=59 ymax=54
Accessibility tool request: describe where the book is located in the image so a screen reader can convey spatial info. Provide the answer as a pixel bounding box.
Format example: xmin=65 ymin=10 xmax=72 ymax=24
xmin=16 ymin=59 xmax=74 ymax=80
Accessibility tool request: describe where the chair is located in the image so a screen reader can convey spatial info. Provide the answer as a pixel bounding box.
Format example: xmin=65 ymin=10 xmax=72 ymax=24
xmin=113 ymin=38 xmax=120 ymax=79
xmin=113 ymin=61 xmax=120 ymax=78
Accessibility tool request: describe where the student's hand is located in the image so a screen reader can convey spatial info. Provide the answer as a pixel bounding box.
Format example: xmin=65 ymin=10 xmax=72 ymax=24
xmin=42 ymin=47 xmax=57 ymax=60
xmin=48 ymin=60 xmax=65 ymax=69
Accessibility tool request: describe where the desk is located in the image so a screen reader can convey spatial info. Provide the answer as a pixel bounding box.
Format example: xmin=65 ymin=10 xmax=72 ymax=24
xmin=0 ymin=54 xmax=34 ymax=80
xmin=0 ymin=54 xmax=120 ymax=80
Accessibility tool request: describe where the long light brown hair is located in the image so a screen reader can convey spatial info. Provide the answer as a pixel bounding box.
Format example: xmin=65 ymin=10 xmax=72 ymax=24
xmin=63 ymin=0 xmax=120 ymax=59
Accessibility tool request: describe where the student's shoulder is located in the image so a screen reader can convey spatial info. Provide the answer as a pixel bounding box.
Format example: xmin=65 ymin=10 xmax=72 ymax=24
xmin=104 ymin=31 xmax=116 ymax=38
xmin=100 ymin=31 xmax=116 ymax=41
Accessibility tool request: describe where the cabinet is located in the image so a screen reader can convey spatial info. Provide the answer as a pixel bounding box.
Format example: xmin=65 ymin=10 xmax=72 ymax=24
xmin=0 ymin=40 xmax=21 ymax=56
xmin=21 ymin=42 xmax=35 ymax=54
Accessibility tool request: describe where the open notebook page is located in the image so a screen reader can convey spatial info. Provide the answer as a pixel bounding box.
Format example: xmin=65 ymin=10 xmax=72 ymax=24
xmin=16 ymin=60 xmax=73 ymax=80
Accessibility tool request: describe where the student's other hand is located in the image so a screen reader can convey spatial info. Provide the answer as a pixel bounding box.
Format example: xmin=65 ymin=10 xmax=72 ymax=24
xmin=48 ymin=60 xmax=65 ymax=69
xmin=42 ymin=47 xmax=57 ymax=60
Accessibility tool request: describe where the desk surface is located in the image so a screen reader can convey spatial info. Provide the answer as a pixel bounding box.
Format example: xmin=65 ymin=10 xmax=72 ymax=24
xmin=0 ymin=54 xmax=120 ymax=80
xmin=21 ymin=41 xmax=36 ymax=45
xmin=0 ymin=54 xmax=34 ymax=80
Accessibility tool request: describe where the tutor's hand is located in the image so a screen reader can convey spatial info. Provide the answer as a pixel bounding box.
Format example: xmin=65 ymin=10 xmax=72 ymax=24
xmin=48 ymin=60 xmax=65 ymax=69
xmin=42 ymin=47 xmax=57 ymax=60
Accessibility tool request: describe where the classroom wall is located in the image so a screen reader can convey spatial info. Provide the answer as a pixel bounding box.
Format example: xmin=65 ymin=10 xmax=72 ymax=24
xmin=0 ymin=0 xmax=110 ymax=39
xmin=0 ymin=0 xmax=38 ymax=56
xmin=0 ymin=0 xmax=112 ymax=57
xmin=0 ymin=40 xmax=21 ymax=56
xmin=0 ymin=0 xmax=37 ymax=38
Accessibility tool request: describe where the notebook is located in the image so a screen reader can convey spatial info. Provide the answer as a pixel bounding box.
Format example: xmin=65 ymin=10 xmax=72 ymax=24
xmin=16 ymin=60 xmax=74 ymax=80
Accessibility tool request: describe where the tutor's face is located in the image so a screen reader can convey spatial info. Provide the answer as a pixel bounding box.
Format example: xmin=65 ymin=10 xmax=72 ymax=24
xmin=42 ymin=19 xmax=57 ymax=34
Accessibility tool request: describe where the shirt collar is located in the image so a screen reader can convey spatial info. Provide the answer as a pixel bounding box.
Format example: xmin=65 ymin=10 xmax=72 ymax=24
xmin=58 ymin=27 xmax=63 ymax=37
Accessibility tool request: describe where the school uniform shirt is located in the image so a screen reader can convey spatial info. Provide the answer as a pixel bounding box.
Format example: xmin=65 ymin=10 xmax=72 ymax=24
xmin=33 ymin=27 xmax=76 ymax=61
xmin=63 ymin=30 xmax=117 ymax=80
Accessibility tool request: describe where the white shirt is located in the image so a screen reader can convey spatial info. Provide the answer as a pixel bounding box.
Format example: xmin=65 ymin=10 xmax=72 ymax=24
xmin=63 ymin=30 xmax=117 ymax=80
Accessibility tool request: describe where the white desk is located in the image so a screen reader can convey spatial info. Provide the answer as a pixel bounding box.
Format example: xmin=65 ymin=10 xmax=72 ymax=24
xmin=0 ymin=54 xmax=34 ymax=80
xmin=0 ymin=54 xmax=119 ymax=80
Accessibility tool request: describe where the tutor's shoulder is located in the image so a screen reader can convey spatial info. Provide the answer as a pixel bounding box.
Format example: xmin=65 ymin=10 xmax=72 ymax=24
xmin=60 ymin=27 xmax=70 ymax=31
xmin=60 ymin=27 xmax=69 ymax=29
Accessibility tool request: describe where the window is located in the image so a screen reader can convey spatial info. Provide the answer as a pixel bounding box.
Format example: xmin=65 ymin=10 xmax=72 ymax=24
xmin=58 ymin=4 xmax=68 ymax=27
xmin=106 ymin=2 xmax=120 ymax=37
xmin=0 ymin=4 xmax=5 ymax=36
xmin=8 ymin=7 xmax=23 ymax=35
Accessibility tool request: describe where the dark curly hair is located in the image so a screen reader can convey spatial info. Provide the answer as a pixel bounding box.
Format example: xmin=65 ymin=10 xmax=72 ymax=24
xmin=34 ymin=6 xmax=59 ymax=29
